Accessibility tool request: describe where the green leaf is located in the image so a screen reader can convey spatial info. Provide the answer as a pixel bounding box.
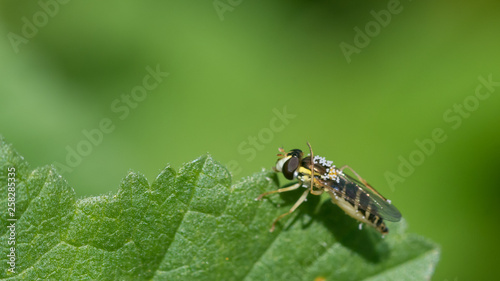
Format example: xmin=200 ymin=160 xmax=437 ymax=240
xmin=0 ymin=136 xmax=439 ymax=280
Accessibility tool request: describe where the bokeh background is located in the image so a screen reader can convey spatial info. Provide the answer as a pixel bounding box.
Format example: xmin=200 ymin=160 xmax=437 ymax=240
xmin=1 ymin=0 xmax=499 ymax=280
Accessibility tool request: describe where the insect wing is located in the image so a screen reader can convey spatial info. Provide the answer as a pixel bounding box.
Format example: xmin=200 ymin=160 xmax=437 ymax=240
xmin=318 ymin=173 xmax=402 ymax=222
xmin=344 ymin=174 xmax=401 ymax=222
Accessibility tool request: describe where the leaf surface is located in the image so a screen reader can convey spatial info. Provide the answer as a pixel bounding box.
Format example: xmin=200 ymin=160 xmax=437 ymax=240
xmin=0 ymin=136 xmax=439 ymax=280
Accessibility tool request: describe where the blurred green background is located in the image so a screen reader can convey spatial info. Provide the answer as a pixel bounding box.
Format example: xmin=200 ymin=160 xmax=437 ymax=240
xmin=1 ymin=0 xmax=499 ymax=280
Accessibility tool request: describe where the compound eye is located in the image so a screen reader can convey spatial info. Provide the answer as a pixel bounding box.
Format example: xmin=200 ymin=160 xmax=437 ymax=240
xmin=282 ymin=156 xmax=299 ymax=180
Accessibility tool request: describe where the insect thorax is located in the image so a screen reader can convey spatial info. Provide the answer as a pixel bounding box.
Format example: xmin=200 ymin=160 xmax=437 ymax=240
xmin=301 ymin=156 xmax=343 ymax=184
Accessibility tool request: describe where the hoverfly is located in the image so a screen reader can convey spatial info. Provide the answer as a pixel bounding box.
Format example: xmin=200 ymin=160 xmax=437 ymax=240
xmin=257 ymin=142 xmax=402 ymax=234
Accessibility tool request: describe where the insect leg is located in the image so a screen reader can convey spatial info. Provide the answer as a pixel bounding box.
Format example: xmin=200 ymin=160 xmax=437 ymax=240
xmin=270 ymin=189 xmax=310 ymax=232
xmin=339 ymin=165 xmax=369 ymax=185
xmin=310 ymin=188 xmax=323 ymax=196
xmin=339 ymin=165 xmax=387 ymax=200
xmin=306 ymin=142 xmax=315 ymax=195
xmin=256 ymin=182 xmax=301 ymax=201
xmin=306 ymin=142 xmax=324 ymax=196
xmin=310 ymin=178 xmax=324 ymax=196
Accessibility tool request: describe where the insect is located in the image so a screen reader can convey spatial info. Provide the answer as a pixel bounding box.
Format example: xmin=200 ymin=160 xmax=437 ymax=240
xmin=256 ymin=142 xmax=402 ymax=234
